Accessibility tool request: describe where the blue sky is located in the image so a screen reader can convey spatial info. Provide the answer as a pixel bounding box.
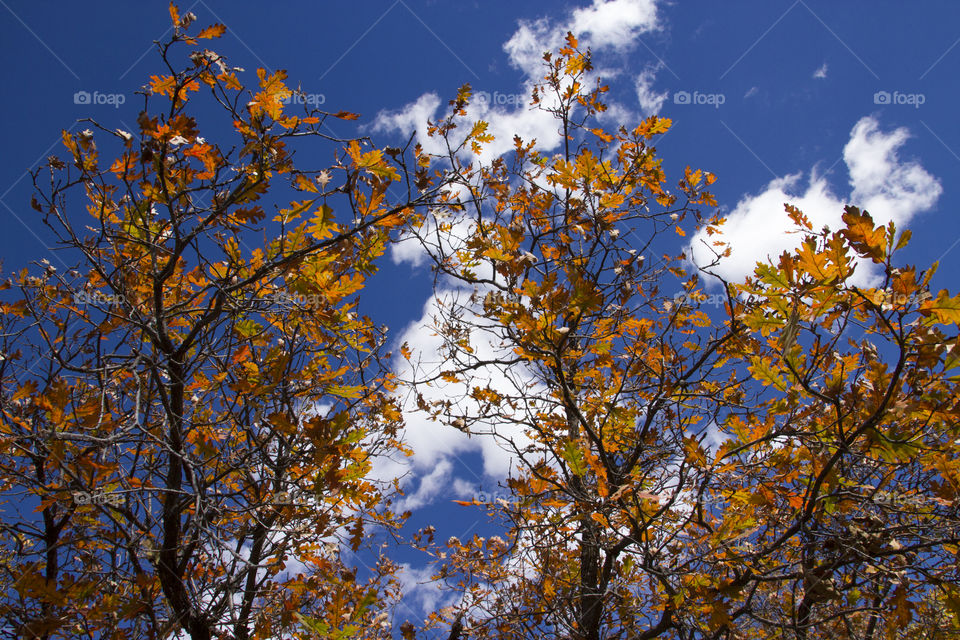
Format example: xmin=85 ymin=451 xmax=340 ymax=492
xmin=2 ymin=0 xmax=958 ymax=621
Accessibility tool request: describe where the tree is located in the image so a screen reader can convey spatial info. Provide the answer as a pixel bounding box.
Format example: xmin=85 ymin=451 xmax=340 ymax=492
xmin=0 ymin=6 xmax=443 ymax=639
xmin=403 ymin=33 xmax=960 ymax=639
xmin=3 ymin=11 xmax=959 ymax=640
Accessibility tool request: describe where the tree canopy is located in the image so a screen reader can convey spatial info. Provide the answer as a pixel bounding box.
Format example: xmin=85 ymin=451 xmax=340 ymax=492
xmin=1 ymin=8 xmax=958 ymax=640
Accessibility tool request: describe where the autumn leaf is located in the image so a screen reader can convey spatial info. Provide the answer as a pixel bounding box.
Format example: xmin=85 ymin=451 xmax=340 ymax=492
xmin=196 ymin=23 xmax=226 ymax=39
xmin=841 ymin=205 xmax=886 ymax=262
xmin=327 ymin=385 xmax=363 ymax=399
xmin=922 ymin=290 xmax=960 ymax=325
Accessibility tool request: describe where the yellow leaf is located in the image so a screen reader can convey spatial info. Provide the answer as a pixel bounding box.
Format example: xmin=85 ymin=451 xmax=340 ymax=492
xmin=895 ymin=229 xmax=912 ymax=251
xmin=784 ymin=203 xmax=812 ymax=230
xmin=923 ymin=290 xmax=960 ymax=325
xmin=589 ymin=127 xmax=614 ymax=143
xmin=328 ymin=385 xmax=363 ymax=399
xmin=748 ymin=356 xmax=787 ymax=392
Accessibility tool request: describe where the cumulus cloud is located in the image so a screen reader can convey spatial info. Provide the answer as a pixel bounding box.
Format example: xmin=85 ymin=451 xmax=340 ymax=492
xmin=635 ymin=65 xmax=668 ymax=115
xmin=371 ymin=92 xmax=445 ymax=158
xmin=812 ymin=62 xmax=828 ymax=79
xmin=845 ymin=118 xmax=940 ymax=223
xmin=390 ymin=231 xmax=429 ymax=267
xmin=371 ymin=84 xmax=561 ymax=167
xmin=373 ymin=0 xmax=667 ymax=503
xmin=505 ymin=0 xmax=660 ymax=79
xmin=571 ymin=0 xmax=660 ymax=49
xmin=396 ymin=562 xmax=457 ymax=614
xmin=372 ymin=0 xmax=663 ymax=166
xmin=689 ymin=116 xmax=942 ymax=286
xmin=371 ymin=285 xmax=537 ymax=486
xmin=396 ymin=459 xmax=455 ymax=511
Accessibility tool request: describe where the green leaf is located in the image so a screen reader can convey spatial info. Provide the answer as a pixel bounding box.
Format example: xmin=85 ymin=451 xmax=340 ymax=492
xmin=295 ymin=612 xmax=330 ymax=635
xmin=755 ymin=263 xmax=790 ymax=289
xmin=748 ymin=356 xmax=787 ymax=392
xmin=894 ymin=229 xmax=912 ymax=251
xmin=234 ymin=318 xmax=262 ymax=339
xmin=561 ymin=441 xmax=587 ymax=476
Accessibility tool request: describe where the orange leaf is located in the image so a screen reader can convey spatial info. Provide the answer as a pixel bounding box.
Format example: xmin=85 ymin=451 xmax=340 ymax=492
xmin=12 ymin=381 xmax=36 ymax=403
xmin=196 ymin=24 xmax=226 ymax=39
xmin=217 ymin=72 xmax=242 ymax=91
xmin=841 ymin=205 xmax=886 ymax=263
xmin=590 ymin=512 xmax=610 ymax=527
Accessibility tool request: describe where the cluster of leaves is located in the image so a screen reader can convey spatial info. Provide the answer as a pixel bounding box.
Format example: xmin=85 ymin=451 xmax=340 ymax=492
xmin=0 ymin=6 xmax=445 ymax=640
xmin=2 ymin=10 xmax=959 ymax=640
xmin=402 ymin=33 xmax=960 ymax=640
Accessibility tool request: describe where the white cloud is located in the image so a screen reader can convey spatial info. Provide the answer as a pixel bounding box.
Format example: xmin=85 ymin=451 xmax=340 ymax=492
xmin=390 ymin=209 xmax=482 ymax=274
xmin=371 ymin=84 xmax=562 ymax=168
xmin=396 ymin=562 xmax=456 ymax=614
xmin=844 ymin=117 xmax=941 ymax=223
xmin=689 ymin=172 xmax=837 ymax=281
xmin=689 ymin=116 xmax=942 ymax=286
xmin=370 ymin=249 xmax=549 ymax=491
xmin=391 ymin=230 xmax=428 ymax=267
xmin=504 ymin=0 xmax=660 ymax=79
xmin=371 ymin=92 xmax=444 ymax=158
xmin=502 ymin=17 xmax=556 ymax=80
xmin=373 ymin=0 xmax=667 ymax=508
xmin=452 ymin=477 xmax=478 ymax=498
xmin=813 ymin=62 xmax=828 ymax=79
xmin=635 ymin=65 xmax=668 ymax=115
xmin=373 ymin=287 xmax=535 ymax=484
xmin=571 ymin=0 xmax=660 ymax=50
xmin=397 ymin=459 xmax=454 ymax=511
xmin=372 ymin=0 xmax=664 ymax=166
xmin=744 ymin=86 xmax=759 ymax=99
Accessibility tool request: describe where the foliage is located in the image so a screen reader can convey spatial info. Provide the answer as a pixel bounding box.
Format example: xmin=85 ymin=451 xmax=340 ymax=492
xmin=403 ymin=33 xmax=960 ymax=640
xmin=1 ymin=10 xmax=959 ymax=640
xmin=0 ymin=6 xmax=443 ymax=639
